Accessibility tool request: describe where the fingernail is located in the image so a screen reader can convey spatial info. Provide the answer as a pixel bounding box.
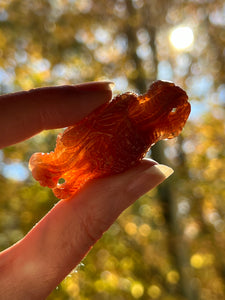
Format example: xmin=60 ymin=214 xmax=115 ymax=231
xmin=93 ymin=81 xmax=115 ymax=90
xmin=75 ymin=81 xmax=114 ymax=92
xmin=127 ymin=164 xmax=174 ymax=200
xmin=102 ymin=81 xmax=115 ymax=90
xmin=145 ymin=164 xmax=174 ymax=179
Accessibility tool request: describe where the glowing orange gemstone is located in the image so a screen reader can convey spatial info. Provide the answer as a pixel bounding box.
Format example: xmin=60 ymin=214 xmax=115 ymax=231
xmin=29 ymin=81 xmax=191 ymax=200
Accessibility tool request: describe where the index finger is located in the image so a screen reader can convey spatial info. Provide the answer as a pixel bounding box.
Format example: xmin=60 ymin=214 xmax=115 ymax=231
xmin=0 ymin=81 xmax=113 ymax=148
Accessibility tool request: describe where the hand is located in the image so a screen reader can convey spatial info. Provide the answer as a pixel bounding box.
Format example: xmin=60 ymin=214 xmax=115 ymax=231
xmin=0 ymin=82 xmax=173 ymax=299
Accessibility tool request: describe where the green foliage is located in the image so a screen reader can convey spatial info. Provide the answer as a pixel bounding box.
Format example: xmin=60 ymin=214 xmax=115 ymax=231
xmin=1 ymin=0 xmax=225 ymax=299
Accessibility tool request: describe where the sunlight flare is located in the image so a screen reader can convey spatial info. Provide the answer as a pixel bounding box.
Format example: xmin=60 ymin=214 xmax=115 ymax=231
xmin=170 ymin=26 xmax=194 ymax=50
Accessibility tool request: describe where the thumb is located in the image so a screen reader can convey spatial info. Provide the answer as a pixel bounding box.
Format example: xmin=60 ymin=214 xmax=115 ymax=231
xmin=76 ymin=159 xmax=174 ymax=241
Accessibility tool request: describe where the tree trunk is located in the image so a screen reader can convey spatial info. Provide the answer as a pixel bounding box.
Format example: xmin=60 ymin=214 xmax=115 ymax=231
xmin=125 ymin=1 xmax=199 ymax=299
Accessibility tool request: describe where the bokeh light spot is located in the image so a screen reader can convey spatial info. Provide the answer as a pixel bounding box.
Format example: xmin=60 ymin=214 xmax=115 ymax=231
xmin=147 ymin=285 xmax=162 ymax=299
xmin=190 ymin=253 xmax=204 ymax=269
xmin=139 ymin=223 xmax=151 ymax=237
xmin=125 ymin=222 xmax=137 ymax=235
xmin=131 ymin=282 xmax=144 ymax=298
xmin=167 ymin=270 xmax=180 ymax=284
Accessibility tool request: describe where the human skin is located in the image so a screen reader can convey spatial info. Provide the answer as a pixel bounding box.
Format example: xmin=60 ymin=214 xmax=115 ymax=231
xmin=0 ymin=81 xmax=173 ymax=299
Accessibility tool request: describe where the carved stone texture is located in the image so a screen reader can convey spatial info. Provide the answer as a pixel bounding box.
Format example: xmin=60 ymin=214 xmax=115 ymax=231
xmin=29 ymin=81 xmax=191 ymax=200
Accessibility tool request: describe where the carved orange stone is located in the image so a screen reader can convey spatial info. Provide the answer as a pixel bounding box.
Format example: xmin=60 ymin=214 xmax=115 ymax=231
xmin=29 ymin=81 xmax=191 ymax=200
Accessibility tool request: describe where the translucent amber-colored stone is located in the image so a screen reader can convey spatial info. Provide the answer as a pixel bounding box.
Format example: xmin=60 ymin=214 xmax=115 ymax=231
xmin=29 ymin=81 xmax=191 ymax=200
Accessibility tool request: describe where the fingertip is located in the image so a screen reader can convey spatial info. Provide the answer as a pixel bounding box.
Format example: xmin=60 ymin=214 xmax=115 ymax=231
xmin=125 ymin=163 xmax=174 ymax=201
xmin=72 ymin=81 xmax=115 ymax=93
xmin=35 ymin=82 xmax=114 ymax=130
xmin=0 ymin=81 xmax=115 ymax=147
xmin=144 ymin=164 xmax=174 ymax=179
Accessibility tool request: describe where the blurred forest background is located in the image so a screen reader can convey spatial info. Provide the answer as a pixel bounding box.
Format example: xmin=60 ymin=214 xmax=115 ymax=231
xmin=0 ymin=0 xmax=225 ymax=299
